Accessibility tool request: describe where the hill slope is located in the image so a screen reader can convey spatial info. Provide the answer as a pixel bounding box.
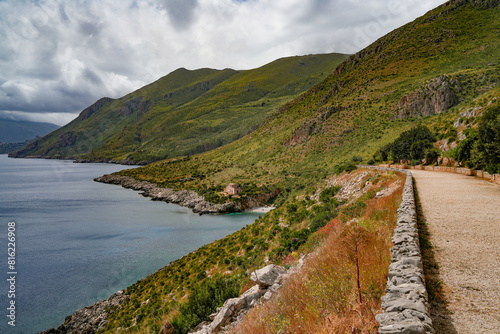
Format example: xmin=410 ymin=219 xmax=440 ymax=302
xmin=120 ymin=0 xmax=499 ymax=194
xmin=0 ymin=120 xmax=59 ymax=143
xmin=10 ymin=53 xmax=348 ymax=163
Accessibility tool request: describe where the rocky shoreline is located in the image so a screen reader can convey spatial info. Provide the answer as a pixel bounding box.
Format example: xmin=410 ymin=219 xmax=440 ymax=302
xmin=94 ymin=174 xmax=244 ymax=214
xmin=94 ymin=174 xmax=278 ymax=215
xmin=38 ymin=291 xmax=129 ymax=334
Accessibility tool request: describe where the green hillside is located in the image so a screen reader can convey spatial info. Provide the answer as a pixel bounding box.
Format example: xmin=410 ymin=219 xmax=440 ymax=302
xmin=10 ymin=53 xmax=348 ymax=163
xmin=120 ymin=0 xmax=499 ymax=194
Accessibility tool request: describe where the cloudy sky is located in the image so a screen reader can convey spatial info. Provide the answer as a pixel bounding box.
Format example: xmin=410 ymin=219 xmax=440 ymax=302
xmin=0 ymin=0 xmax=447 ymax=126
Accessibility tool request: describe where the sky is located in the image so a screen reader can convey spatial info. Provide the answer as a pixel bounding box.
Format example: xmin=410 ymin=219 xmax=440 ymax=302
xmin=0 ymin=0 xmax=448 ymax=126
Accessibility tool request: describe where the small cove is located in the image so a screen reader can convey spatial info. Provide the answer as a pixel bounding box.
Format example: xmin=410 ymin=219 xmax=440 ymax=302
xmin=0 ymin=155 xmax=258 ymax=333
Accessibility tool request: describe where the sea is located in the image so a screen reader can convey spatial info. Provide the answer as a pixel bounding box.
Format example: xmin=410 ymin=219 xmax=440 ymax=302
xmin=0 ymin=155 xmax=259 ymax=333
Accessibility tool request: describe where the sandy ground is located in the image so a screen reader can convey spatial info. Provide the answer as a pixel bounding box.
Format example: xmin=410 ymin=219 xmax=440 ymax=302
xmin=411 ymin=170 xmax=500 ymax=334
xmin=246 ymin=206 xmax=275 ymax=213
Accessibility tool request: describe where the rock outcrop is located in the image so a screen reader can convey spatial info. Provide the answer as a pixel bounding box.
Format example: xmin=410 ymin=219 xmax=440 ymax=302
xmin=283 ymin=106 xmax=341 ymax=146
xmin=250 ymin=264 xmax=286 ymax=288
xmin=38 ymin=291 xmax=128 ymax=334
xmin=189 ymin=262 xmax=303 ymax=334
xmin=396 ymin=75 xmax=461 ymax=119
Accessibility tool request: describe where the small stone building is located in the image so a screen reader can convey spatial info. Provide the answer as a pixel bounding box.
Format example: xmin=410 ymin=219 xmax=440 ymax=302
xmin=224 ymin=183 xmax=242 ymax=195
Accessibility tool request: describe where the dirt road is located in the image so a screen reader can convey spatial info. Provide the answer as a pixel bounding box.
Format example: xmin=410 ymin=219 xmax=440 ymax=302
xmin=411 ymin=170 xmax=500 ymax=334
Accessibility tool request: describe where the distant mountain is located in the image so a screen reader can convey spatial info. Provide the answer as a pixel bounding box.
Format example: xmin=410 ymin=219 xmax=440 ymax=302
xmin=0 ymin=120 xmax=59 ymax=143
xmin=10 ymin=53 xmax=349 ymax=163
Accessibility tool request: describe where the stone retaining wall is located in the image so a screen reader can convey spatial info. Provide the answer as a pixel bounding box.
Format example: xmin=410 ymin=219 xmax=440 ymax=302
xmin=361 ymin=166 xmax=434 ymax=334
xmin=379 ymin=164 xmax=500 ymax=185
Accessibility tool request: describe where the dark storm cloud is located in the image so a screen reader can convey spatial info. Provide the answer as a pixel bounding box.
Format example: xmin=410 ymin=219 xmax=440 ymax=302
xmin=160 ymin=0 xmax=199 ymax=30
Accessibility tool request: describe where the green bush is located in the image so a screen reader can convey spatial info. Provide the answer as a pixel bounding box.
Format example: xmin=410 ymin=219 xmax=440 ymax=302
xmin=374 ymin=125 xmax=437 ymax=163
xmin=319 ymin=186 xmax=341 ymax=203
xmin=471 ymin=105 xmax=500 ymax=171
xmin=424 ymin=147 xmax=440 ymax=164
xmin=171 ymin=276 xmax=240 ymax=333
xmin=453 ymin=105 xmax=500 ymax=173
xmin=310 ymin=210 xmax=337 ymax=232
xmin=334 ymin=163 xmax=358 ymax=174
xmin=391 ymin=126 xmax=436 ymax=161
xmin=340 ymin=200 xmax=367 ymax=223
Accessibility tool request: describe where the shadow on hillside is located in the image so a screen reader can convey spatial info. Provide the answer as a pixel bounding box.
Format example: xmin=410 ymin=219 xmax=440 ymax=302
xmin=413 ymin=180 xmax=458 ymax=334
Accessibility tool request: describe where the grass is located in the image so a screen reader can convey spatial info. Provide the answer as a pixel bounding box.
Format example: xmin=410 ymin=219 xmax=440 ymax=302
xmin=99 ymin=169 xmax=405 ymax=333
xmin=231 ymin=172 xmax=404 ymax=334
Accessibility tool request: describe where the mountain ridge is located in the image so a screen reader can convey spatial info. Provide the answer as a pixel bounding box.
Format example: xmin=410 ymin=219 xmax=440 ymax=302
xmin=0 ymin=119 xmax=59 ymax=143
xmin=10 ymin=53 xmax=348 ymax=163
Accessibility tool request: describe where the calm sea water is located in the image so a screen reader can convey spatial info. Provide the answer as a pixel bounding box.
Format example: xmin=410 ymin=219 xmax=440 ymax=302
xmin=0 ymin=155 xmax=258 ymax=334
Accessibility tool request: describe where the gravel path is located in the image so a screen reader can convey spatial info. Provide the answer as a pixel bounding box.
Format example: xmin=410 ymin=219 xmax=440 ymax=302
xmin=411 ymin=170 xmax=500 ymax=334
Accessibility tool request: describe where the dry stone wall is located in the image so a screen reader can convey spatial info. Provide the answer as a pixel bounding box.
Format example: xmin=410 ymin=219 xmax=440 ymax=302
xmin=362 ymin=166 xmax=434 ymax=334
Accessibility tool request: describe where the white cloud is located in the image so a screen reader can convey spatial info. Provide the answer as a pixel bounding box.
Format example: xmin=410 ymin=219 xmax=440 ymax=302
xmin=0 ymin=0 xmax=447 ymax=125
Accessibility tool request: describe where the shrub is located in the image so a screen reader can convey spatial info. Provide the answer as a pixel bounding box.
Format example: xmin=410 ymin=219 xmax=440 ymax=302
xmin=319 ymin=186 xmax=341 ymax=203
xmin=391 ymin=126 xmax=436 ymax=161
xmin=171 ymin=276 xmax=240 ymax=333
xmin=452 ymin=105 xmax=500 ymax=172
xmin=340 ymin=200 xmax=367 ymax=223
xmin=334 ymin=162 xmax=358 ymax=174
xmin=375 ymin=126 xmax=436 ymax=163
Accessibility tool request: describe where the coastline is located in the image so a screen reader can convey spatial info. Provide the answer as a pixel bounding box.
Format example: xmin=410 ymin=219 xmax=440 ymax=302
xmin=94 ymin=174 xmax=278 ymax=215
xmin=94 ymin=174 xmax=244 ymax=214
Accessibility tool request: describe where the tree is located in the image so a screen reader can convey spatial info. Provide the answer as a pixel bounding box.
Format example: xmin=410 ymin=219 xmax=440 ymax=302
xmin=472 ymin=105 xmax=500 ymax=172
xmin=390 ymin=126 xmax=436 ymax=162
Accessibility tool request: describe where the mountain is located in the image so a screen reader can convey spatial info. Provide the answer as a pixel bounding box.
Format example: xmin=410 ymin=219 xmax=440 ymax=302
xmin=0 ymin=119 xmax=59 ymax=143
xmin=118 ymin=0 xmax=499 ymax=191
xmin=10 ymin=53 xmax=348 ymax=163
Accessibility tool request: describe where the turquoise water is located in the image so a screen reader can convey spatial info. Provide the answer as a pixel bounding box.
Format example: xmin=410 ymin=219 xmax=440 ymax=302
xmin=0 ymin=155 xmax=258 ymax=333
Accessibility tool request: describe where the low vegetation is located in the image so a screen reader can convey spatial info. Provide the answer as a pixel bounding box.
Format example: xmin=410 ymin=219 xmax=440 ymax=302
xmin=99 ymin=169 xmax=404 ymax=333
xmin=31 ymin=2 xmax=499 ymax=333
xmin=231 ymin=172 xmax=404 ymax=334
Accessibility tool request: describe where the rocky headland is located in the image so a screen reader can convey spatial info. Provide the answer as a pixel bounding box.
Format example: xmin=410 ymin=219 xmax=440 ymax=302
xmin=94 ymin=174 xmax=277 ymax=215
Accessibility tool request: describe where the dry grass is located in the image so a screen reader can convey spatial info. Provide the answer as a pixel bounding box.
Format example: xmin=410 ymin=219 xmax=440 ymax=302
xmin=231 ymin=175 xmax=404 ymax=334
